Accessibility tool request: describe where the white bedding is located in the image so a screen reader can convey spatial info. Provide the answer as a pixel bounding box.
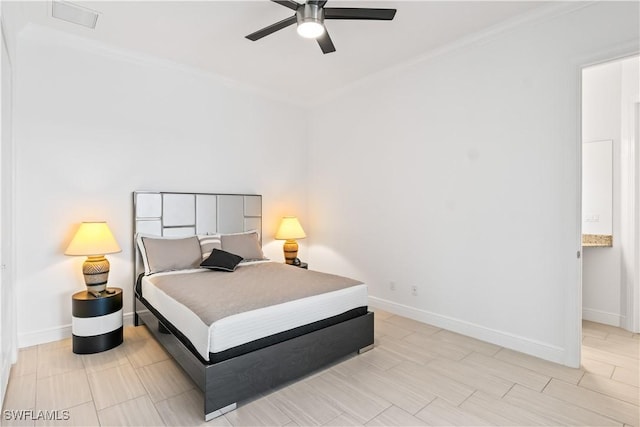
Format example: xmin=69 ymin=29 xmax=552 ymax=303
xmin=140 ymin=261 xmax=368 ymax=361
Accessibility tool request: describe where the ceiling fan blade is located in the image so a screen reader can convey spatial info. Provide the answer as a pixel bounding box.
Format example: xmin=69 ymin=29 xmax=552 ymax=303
xmin=245 ymin=15 xmax=297 ymax=41
xmin=317 ymin=29 xmax=336 ymax=54
xmin=324 ymin=8 xmax=396 ymax=20
xmin=271 ymin=0 xmax=300 ymax=11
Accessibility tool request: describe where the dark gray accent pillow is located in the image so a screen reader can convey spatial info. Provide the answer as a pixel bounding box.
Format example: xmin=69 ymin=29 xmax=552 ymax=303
xmin=141 ymin=236 xmax=202 ymax=275
xmin=220 ymin=231 xmax=265 ymax=260
xmin=200 ymin=249 xmax=243 ymax=272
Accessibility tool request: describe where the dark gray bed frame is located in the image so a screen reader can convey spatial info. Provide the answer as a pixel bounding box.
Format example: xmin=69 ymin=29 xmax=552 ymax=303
xmin=133 ymin=191 xmax=374 ymax=420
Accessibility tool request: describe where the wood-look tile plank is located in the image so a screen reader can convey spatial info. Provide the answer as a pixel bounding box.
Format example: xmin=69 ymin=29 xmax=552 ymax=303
xmin=223 ymin=395 xmax=291 ymax=426
xmin=494 ymin=348 xmax=584 ymax=384
xmin=415 ymin=397 xmax=492 ymax=426
xmin=350 ymin=368 xmax=435 ymax=415
xmin=384 ymin=316 xmax=441 ymax=335
xmin=34 ymin=401 xmax=99 ymax=427
xmin=374 ymin=320 xmax=413 ymax=340
xmin=2 ymin=373 xmax=36 ymax=411
xmin=390 ymin=361 xmax=475 ymax=406
xmin=461 ymin=351 xmax=550 ymax=392
xmin=579 ymin=373 xmax=640 ymax=405
xmin=37 ymin=338 xmax=73 ymax=352
xmin=136 ymin=358 xmax=195 ymax=403
xmin=323 ymin=412 xmax=364 ymax=426
xmin=97 ymin=395 xmax=165 ymax=426
xmin=368 ymin=308 xmax=393 ymax=321
xmin=376 ymin=336 xmax=434 ymax=365
xmin=357 ymin=347 xmax=403 ymax=371
xmin=583 ymin=336 xmax=639 ymax=360
xmin=35 ymin=370 xmax=92 ymax=411
xmin=306 ymin=371 xmax=391 ymax=424
xmin=543 ymin=378 xmax=639 ymax=425
xmin=365 ymin=405 xmax=428 ymax=426
xmin=87 ymin=363 xmax=147 ymax=411
xmin=612 ymin=365 xmax=639 ymax=387
xmin=504 ymin=383 xmax=622 ymax=426
xmin=426 ymin=358 xmax=513 ymax=397
xmin=430 ymin=330 xmax=501 ymax=356
xmin=123 ymin=332 xmax=170 ymax=369
xmin=267 ymin=381 xmax=342 ymax=426
xmin=331 ymin=354 xmax=383 ymax=378
xmin=582 ymin=346 xmax=639 ymax=370
xmin=402 ymin=332 xmax=471 ymax=361
xmin=155 ymin=389 xmax=230 ymax=427
xmin=582 ymin=323 xmax=610 ymax=339
xmin=80 ymin=345 xmax=129 ymax=374
xmin=1 ymin=410 xmax=36 ymax=427
xmin=36 ymin=344 xmax=85 ymax=380
xmin=581 ymin=356 xmax=616 ymax=378
xmin=460 ymin=391 xmax=560 ymax=426
xmin=582 ymin=321 xmax=634 ymax=339
xmin=10 ymin=347 xmax=38 ymax=378
xmin=605 ymin=333 xmax=640 ymax=352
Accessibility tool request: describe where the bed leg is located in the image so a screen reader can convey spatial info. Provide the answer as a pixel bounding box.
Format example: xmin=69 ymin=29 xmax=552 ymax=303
xmin=205 ymin=403 xmax=237 ymax=421
xmin=134 ymin=312 xmax=141 ymax=326
xmin=358 ymin=344 xmax=374 ymax=354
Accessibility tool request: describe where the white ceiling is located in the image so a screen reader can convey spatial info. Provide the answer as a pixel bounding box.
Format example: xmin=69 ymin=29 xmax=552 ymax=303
xmin=15 ymin=1 xmax=553 ymax=104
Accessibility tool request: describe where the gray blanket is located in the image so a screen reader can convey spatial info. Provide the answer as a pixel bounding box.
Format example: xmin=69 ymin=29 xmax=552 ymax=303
xmin=148 ymin=262 xmax=363 ymax=325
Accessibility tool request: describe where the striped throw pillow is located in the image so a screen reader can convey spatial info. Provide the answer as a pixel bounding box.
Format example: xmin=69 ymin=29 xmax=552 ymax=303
xmin=198 ymin=234 xmax=222 ymax=260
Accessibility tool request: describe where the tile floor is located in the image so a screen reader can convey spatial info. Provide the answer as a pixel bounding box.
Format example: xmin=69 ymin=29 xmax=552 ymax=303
xmin=2 ymin=310 xmax=639 ymax=426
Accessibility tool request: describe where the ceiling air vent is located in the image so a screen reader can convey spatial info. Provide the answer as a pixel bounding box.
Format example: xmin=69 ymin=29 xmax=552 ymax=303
xmin=52 ymin=1 xmax=99 ymax=29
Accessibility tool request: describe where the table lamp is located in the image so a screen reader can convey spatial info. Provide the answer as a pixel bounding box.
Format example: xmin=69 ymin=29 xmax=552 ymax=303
xmin=65 ymin=221 xmax=121 ymax=297
xmin=275 ymin=216 xmax=306 ymax=264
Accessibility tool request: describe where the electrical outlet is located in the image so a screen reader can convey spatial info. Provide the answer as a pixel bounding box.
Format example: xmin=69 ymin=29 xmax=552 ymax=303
xmin=390 ymin=281 xmax=396 ymax=291
xmin=411 ymin=285 xmax=418 ymax=296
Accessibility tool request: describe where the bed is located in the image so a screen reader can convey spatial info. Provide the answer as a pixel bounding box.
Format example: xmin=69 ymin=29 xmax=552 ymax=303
xmin=132 ymin=191 xmax=374 ymax=421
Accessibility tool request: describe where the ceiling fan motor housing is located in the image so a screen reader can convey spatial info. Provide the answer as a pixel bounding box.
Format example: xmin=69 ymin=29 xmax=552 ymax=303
xmin=297 ymin=3 xmax=325 ymax=27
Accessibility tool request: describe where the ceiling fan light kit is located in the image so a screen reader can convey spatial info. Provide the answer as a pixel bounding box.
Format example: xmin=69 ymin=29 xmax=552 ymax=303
xmin=246 ymin=0 xmax=396 ymax=54
xmin=296 ymin=4 xmax=325 ymax=39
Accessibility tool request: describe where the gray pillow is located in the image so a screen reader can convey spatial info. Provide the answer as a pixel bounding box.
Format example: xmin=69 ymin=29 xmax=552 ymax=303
xmin=220 ymin=231 xmax=265 ymax=260
xmin=141 ymin=236 xmax=202 ymax=275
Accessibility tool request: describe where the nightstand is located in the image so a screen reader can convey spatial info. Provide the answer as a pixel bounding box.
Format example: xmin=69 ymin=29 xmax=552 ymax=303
xmin=72 ymin=287 xmax=123 ymax=354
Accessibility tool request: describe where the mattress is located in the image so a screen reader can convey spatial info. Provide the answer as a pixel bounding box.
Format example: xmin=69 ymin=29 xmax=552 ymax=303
xmin=139 ymin=261 xmax=368 ymax=361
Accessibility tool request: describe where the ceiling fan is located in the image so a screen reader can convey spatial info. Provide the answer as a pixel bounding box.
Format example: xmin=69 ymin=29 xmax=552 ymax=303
xmin=245 ymin=0 xmax=397 ymax=54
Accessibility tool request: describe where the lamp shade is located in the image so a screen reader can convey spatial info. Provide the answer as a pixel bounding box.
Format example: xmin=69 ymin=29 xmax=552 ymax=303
xmin=275 ymin=217 xmax=306 ymax=240
xmin=65 ymin=222 xmax=121 ymax=256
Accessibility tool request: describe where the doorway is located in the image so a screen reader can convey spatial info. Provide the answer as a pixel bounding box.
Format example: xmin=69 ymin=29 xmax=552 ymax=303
xmin=581 ymin=55 xmax=640 ymax=336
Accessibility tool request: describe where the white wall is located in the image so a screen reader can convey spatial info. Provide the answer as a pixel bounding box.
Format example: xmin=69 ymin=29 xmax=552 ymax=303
xmin=13 ymin=24 xmax=309 ymax=346
xmin=0 ymin=0 xmax=19 ymax=408
xmin=582 ymin=139 xmax=613 ymax=236
xmin=307 ymin=2 xmax=640 ymax=366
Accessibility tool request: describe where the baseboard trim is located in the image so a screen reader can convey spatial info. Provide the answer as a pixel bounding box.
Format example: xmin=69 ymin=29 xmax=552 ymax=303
xmin=582 ymin=307 xmax=624 ymax=327
xmin=369 ymin=296 xmax=566 ymax=365
xmin=17 ymin=312 xmax=135 ymax=348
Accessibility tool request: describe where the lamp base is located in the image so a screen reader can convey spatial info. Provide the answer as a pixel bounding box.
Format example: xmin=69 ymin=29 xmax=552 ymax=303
xmin=83 ymin=255 xmax=110 ymax=295
xmin=283 ymin=240 xmax=299 ymax=265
